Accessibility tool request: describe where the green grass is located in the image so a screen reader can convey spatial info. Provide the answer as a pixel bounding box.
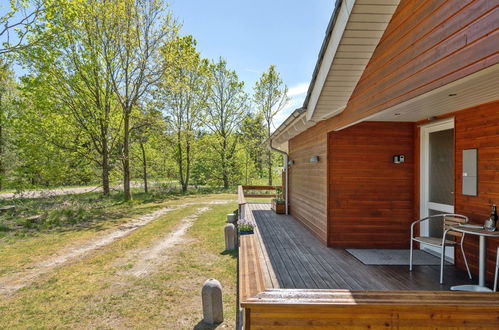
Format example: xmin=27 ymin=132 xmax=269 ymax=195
xmin=0 ymin=185 xmax=236 ymax=239
xmin=0 ymin=194 xmax=238 ymax=329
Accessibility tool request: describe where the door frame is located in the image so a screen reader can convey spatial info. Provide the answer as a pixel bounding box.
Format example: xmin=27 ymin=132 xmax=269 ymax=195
xmin=419 ymin=118 xmax=455 ymax=259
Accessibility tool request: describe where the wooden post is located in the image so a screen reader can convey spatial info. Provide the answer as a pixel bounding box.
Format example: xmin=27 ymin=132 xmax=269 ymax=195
xmin=202 ymin=279 xmax=223 ymax=325
xmin=226 ymin=213 xmax=236 ymax=223
xmin=225 ymin=224 xmax=236 ymax=250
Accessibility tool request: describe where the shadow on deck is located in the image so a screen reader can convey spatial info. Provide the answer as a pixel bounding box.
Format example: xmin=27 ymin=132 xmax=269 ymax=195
xmin=246 ymin=202 xmax=474 ymax=291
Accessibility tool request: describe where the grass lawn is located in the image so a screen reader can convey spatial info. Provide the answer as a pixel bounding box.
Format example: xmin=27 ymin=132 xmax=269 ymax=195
xmin=0 ymin=192 xmax=238 ymax=329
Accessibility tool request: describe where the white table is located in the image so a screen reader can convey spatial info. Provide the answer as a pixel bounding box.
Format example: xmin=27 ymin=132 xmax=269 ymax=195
xmin=448 ymin=224 xmax=499 ymax=292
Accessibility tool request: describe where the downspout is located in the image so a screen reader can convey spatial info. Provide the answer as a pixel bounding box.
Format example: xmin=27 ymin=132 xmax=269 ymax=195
xmin=268 ymin=139 xmax=289 ymax=215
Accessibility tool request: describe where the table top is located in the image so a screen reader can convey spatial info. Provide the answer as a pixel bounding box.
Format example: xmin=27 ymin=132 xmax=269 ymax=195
xmin=449 ymin=224 xmax=499 ymax=237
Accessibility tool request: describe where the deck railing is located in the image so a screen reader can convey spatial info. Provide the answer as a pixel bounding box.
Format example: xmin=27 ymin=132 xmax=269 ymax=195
xmin=240 ymin=185 xmax=280 ymax=198
xmin=237 ymin=185 xmax=281 ymax=220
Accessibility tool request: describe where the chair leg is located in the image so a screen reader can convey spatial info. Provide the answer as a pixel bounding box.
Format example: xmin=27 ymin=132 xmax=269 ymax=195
xmin=409 ymin=239 xmax=413 ymax=271
xmin=494 ymin=249 xmax=499 ymax=292
xmin=460 ymin=244 xmax=472 ymax=280
xmin=494 ymin=264 xmax=498 ymax=292
xmin=440 ymin=245 xmax=446 ymax=284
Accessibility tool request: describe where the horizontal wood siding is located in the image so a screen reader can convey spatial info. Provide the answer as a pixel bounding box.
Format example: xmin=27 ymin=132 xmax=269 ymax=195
xmin=328 ymin=122 xmax=415 ymax=248
xmin=288 ymin=121 xmax=329 ymax=244
xmin=454 ymin=101 xmax=499 ymax=281
xmin=322 ymin=0 xmax=499 ymax=131
xmin=243 ymin=289 xmax=499 ymax=329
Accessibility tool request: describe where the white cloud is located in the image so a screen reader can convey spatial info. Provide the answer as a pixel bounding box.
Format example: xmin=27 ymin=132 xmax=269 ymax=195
xmin=287 ymin=82 xmax=309 ymax=97
xmin=272 ymin=81 xmax=309 ymax=129
xmin=244 ymin=68 xmax=261 ymax=74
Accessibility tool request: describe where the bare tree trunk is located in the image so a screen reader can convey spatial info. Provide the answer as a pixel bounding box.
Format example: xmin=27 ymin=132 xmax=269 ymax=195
xmin=102 ymin=148 xmax=110 ymax=196
xmin=123 ymin=113 xmax=132 ymax=200
xmin=140 ymin=141 xmax=148 ymax=193
xmin=222 ymin=137 xmax=229 ymax=189
xmin=245 ymin=153 xmax=249 ymax=185
xmin=177 ymin=131 xmax=186 ymax=193
xmin=0 ymin=95 xmax=4 ymax=191
xmin=267 ymin=125 xmax=272 ymax=186
xmin=268 ymin=150 xmax=272 ymax=186
xmin=183 ymin=139 xmax=191 ymax=193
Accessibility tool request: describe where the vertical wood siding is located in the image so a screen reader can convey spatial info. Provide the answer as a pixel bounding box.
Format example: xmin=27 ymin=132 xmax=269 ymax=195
xmin=454 ymin=101 xmax=499 ymax=280
xmin=327 ymin=122 xmax=415 ymax=247
xmin=288 ymin=121 xmax=329 ymax=244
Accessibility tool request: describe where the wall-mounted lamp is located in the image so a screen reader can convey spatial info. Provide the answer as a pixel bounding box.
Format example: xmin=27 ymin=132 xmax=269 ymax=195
xmin=288 ymin=160 xmax=295 ymax=165
xmin=393 ymin=155 xmax=405 ymax=164
xmin=310 ymin=156 xmax=319 ymax=163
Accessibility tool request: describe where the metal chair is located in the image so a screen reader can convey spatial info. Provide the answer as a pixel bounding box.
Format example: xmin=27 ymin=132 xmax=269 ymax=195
xmin=410 ymin=214 xmax=472 ymax=284
xmin=494 ymin=246 xmax=499 ymax=292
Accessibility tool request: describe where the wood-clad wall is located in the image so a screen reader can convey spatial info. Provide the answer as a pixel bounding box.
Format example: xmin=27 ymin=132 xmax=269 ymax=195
xmin=453 ymin=101 xmax=499 ymax=280
xmin=325 ymin=0 xmax=499 ymax=131
xmin=288 ymin=121 xmax=329 ymax=244
xmin=243 ymin=290 xmax=499 ymax=329
xmin=328 ymin=122 xmax=415 ymax=248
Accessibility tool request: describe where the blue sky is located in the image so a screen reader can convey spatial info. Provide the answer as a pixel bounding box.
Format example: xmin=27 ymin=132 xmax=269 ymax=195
xmin=169 ymin=0 xmax=334 ymax=126
xmin=2 ymin=1 xmax=335 ymax=127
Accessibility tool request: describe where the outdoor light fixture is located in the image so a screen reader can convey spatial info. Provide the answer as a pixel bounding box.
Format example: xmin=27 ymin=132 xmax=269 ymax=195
xmin=310 ymin=156 xmax=319 ymax=163
xmin=288 ymin=160 xmax=295 ymax=165
xmin=393 ymin=155 xmax=405 ymax=164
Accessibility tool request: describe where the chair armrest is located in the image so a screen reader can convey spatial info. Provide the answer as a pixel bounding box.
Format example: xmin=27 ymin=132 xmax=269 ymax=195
xmin=410 ymin=216 xmax=442 ymax=239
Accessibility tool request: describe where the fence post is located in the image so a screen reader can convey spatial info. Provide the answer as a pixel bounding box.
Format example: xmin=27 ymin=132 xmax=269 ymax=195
xmin=202 ymin=279 xmax=223 ymax=325
xmin=227 ymin=213 xmax=236 ymax=223
xmin=224 ymin=223 xmax=236 ymax=250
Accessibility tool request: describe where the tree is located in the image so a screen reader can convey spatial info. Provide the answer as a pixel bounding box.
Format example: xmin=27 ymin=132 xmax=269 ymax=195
xmin=130 ymin=107 xmax=163 ymax=194
xmin=0 ymin=60 xmax=16 ymax=190
xmin=101 ymin=0 xmax=179 ymax=200
xmin=240 ymin=112 xmax=266 ymax=184
xmin=253 ymin=65 xmax=289 ymax=185
xmin=20 ymin=0 xmax=123 ymax=196
xmin=204 ymin=58 xmax=248 ymax=189
xmin=0 ymin=0 xmax=46 ymax=54
xmin=12 ymin=87 xmax=96 ymax=189
xmin=156 ymin=35 xmax=209 ymax=193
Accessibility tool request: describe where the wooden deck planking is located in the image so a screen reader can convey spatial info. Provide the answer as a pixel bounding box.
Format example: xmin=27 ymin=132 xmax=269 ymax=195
xmin=247 ymin=203 xmax=475 ymax=291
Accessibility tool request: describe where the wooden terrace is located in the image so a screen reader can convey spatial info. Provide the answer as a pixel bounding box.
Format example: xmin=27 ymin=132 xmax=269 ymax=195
xmin=237 ymin=187 xmax=499 ymax=329
xmin=243 ymin=202 xmax=473 ymax=291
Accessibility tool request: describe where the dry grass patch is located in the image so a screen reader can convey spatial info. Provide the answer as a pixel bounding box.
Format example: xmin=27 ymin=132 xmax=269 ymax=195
xmin=0 ymin=195 xmax=237 ymax=329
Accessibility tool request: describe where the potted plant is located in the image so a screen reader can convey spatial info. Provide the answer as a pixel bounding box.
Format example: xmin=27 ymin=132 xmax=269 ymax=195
xmin=271 ymin=187 xmax=285 ymax=214
xmin=237 ymin=218 xmax=256 ymax=235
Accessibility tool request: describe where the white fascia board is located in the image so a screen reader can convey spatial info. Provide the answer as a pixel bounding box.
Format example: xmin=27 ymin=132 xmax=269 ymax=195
xmin=306 ymin=0 xmax=355 ymax=121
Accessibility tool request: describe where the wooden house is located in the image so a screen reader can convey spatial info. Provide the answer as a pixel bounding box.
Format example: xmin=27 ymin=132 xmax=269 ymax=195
xmin=238 ymin=0 xmax=499 ymax=328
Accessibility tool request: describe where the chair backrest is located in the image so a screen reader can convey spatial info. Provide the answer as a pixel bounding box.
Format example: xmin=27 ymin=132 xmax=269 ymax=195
xmin=443 ymin=214 xmax=468 ymax=237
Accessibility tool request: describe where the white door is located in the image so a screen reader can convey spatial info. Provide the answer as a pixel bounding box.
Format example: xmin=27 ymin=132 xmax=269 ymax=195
xmin=420 ymin=118 xmax=455 ymax=261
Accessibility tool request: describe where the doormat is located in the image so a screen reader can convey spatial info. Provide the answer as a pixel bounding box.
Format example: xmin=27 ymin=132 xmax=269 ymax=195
xmin=346 ymin=249 xmax=448 ymax=266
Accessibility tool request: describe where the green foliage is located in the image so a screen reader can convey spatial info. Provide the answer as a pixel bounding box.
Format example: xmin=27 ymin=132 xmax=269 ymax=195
xmin=253 ymin=65 xmax=289 ymax=185
xmin=0 ymin=0 xmax=287 ymax=196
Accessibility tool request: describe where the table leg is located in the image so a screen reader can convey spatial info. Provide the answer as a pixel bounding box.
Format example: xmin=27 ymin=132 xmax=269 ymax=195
xmin=479 ymin=235 xmax=486 ymax=287
xmin=451 ymin=235 xmax=492 ymax=292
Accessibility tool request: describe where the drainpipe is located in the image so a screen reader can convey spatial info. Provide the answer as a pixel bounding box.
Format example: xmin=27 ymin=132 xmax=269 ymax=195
xmin=268 ymin=139 xmax=289 ymax=215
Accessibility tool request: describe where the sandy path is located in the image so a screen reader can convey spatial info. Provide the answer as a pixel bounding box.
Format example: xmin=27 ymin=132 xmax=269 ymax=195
xmin=123 ymin=206 xmax=210 ymax=277
xmin=0 ymin=200 xmax=233 ymax=295
xmin=0 ymin=207 xmax=173 ymax=294
xmin=0 ymin=181 xmax=173 ymax=200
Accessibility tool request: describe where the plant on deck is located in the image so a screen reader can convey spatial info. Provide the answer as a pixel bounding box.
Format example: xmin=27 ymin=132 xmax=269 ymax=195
xmin=272 ymin=187 xmax=284 ymax=204
xmin=237 ymin=218 xmax=255 ymax=233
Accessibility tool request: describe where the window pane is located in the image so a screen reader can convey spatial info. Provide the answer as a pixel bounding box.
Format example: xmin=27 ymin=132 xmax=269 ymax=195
xmin=429 ymin=129 xmax=454 ymax=205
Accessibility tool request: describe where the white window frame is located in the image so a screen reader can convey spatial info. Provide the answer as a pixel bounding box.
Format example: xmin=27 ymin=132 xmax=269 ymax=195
xmin=419 ymin=118 xmax=455 ymax=260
